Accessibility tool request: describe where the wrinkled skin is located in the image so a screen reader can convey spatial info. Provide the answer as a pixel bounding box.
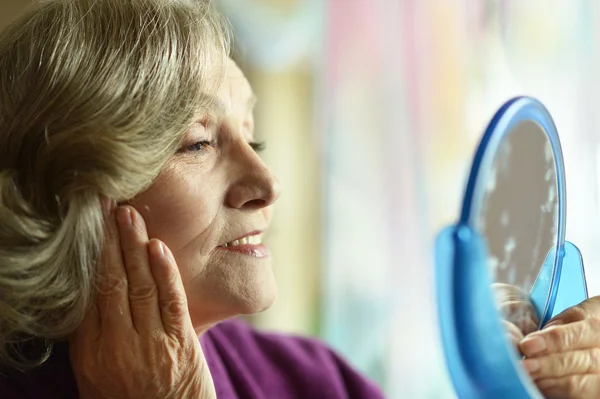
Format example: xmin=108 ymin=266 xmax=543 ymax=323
xmin=494 ymin=283 xmax=600 ymax=398
xmin=69 ymin=205 xmax=215 ymax=399
xmin=521 ymin=297 xmax=600 ymax=399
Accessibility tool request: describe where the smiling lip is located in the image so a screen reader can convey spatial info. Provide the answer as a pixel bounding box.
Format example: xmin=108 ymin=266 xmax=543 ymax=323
xmin=217 ymin=230 xmax=270 ymax=258
xmin=221 ymin=230 xmax=264 ymax=245
xmin=217 ymin=243 xmax=270 ymax=258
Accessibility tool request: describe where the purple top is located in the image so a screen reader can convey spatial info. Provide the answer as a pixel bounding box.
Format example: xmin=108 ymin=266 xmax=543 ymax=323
xmin=0 ymin=319 xmax=385 ymax=398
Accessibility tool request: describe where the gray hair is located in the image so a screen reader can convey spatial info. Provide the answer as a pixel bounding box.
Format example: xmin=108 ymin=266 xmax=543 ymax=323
xmin=0 ymin=0 xmax=231 ymax=370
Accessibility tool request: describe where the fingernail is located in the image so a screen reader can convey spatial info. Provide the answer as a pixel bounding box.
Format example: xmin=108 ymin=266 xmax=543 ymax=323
xmin=117 ymin=207 xmax=132 ymax=227
xmin=158 ymin=242 xmax=167 ymax=257
xmin=520 ymin=336 xmax=547 ymax=356
xmin=160 ymin=242 xmax=175 ymax=262
xmin=522 ymin=359 xmax=540 ymax=373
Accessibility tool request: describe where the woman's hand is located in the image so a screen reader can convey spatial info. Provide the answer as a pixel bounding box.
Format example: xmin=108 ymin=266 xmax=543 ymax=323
xmin=492 ymin=283 xmax=540 ymax=348
xmin=521 ymin=297 xmax=600 ymax=398
xmin=68 ymin=203 xmax=215 ymax=399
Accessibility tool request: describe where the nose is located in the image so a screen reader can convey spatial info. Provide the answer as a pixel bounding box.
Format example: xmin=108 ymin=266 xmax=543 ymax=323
xmin=225 ymin=143 xmax=282 ymax=210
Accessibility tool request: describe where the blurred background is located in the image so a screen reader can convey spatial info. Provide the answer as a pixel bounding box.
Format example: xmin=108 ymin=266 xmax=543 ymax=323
xmin=3 ymin=0 xmax=600 ymax=397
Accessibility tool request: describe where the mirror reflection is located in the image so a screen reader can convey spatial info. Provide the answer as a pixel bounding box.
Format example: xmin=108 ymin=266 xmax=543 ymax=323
xmin=475 ymin=121 xmax=559 ymax=346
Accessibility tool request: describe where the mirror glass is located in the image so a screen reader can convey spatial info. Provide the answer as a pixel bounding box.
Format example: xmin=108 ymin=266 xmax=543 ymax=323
xmin=473 ymin=120 xmax=559 ymax=345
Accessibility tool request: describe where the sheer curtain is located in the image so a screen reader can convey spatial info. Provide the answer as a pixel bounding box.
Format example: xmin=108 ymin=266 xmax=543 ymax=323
xmin=320 ymin=1 xmax=452 ymax=397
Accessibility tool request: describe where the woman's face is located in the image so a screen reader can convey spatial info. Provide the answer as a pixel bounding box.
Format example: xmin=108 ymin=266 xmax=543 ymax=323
xmin=130 ymin=59 xmax=281 ymax=331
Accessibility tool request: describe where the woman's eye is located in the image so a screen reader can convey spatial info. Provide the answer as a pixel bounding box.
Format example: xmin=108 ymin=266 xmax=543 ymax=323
xmin=250 ymin=141 xmax=266 ymax=153
xmin=184 ymin=140 xmax=213 ymax=153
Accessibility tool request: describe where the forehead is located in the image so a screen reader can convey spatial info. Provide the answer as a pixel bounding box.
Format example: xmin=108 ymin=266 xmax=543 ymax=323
xmin=196 ymin=59 xmax=256 ymax=120
xmin=215 ymin=59 xmax=254 ymax=105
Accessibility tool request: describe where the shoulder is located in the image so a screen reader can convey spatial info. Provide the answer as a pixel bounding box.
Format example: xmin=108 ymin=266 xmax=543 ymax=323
xmin=209 ymin=318 xmax=335 ymax=360
xmin=205 ymin=319 xmax=385 ymax=399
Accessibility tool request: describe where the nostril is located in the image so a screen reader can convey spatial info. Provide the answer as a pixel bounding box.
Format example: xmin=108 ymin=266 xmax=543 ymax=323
xmin=243 ymin=198 xmax=268 ymax=210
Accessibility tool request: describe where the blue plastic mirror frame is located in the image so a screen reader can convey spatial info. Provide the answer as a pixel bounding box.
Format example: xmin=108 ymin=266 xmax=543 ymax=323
xmin=435 ymin=97 xmax=588 ymax=399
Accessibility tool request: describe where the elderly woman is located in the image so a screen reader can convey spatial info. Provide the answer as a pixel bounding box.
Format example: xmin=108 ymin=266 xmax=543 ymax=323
xmin=0 ymin=1 xmax=599 ymax=398
xmin=0 ymin=0 xmax=383 ymax=397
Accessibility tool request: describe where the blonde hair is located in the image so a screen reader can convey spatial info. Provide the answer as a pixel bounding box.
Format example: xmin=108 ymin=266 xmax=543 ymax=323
xmin=0 ymin=0 xmax=230 ymax=370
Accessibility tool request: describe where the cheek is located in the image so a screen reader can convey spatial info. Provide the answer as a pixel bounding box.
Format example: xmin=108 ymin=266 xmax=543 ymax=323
xmin=262 ymin=207 xmax=273 ymax=222
xmin=131 ymin=170 xmax=222 ymax=253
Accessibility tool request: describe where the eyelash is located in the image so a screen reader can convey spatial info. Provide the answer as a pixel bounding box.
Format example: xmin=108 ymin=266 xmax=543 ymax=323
xmin=186 ymin=140 xmax=214 ymax=152
xmin=250 ymin=141 xmax=266 ymax=153
xmin=180 ymin=140 xmax=266 ymax=154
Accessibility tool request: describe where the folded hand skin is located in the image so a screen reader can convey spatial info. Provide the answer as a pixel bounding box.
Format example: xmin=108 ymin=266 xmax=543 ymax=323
xmin=494 ymin=283 xmax=600 ymax=398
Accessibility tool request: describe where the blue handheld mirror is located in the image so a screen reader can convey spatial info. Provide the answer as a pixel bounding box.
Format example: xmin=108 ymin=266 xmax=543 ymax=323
xmin=435 ymin=97 xmax=588 ymax=398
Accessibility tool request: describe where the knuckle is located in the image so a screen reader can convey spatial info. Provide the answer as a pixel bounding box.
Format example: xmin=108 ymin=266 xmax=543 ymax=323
xmin=160 ymin=298 xmax=189 ymax=319
xmin=588 ymin=316 xmax=600 ymax=331
xmin=545 ymin=325 xmax=583 ymax=351
xmin=545 ymin=326 xmax=567 ymax=348
xmin=564 ymin=306 xmax=588 ymax=322
xmin=129 ymin=284 xmax=158 ymax=303
xmin=122 ymin=245 xmax=145 ymax=262
xmin=98 ymin=273 xmax=127 ymax=297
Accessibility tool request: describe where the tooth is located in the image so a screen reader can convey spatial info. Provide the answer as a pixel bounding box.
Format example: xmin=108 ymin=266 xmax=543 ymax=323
xmin=232 ymin=240 xmax=239 ymax=247
xmin=239 ymin=237 xmax=249 ymax=245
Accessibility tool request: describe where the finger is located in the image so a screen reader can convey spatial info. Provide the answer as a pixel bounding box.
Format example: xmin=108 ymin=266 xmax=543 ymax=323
xmin=493 ymin=283 xmax=529 ymax=302
xmin=521 ymin=319 xmax=600 ymax=358
xmin=117 ymin=206 xmax=162 ymax=334
xmin=514 ymin=314 xmax=540 ymax=336
xmin=147 ymin=239 xmax=193 ymax=338
xmin=535 ymin=374 xmax=600 ymax=399
xmin=523 ymin=348 xmax=600 ymax=381
xmin=502 ymin=320 xmax=524 ymax=351
xmin=503 ymin=320 xmax=524 ymax=338
xmin=499 ymin=300 xmax=539 ymax=324
xmin=545 ymin=305 xmax=590 ymax=329
xmin=97 ymin=202 xmax=133 ymax=331
xmin=501 ymin=309 xmax=539 ymax=337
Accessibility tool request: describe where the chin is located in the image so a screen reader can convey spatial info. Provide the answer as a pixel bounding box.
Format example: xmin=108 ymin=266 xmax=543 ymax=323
xmin=189 ymin=278 xmax=278 ymax=329
xmin=236 ymin=279 xmax=278 ymax=315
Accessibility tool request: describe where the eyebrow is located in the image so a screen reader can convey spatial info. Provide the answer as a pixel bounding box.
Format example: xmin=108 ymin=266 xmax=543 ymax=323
xmin=197 ymin=93 xmax=258 ymax=120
